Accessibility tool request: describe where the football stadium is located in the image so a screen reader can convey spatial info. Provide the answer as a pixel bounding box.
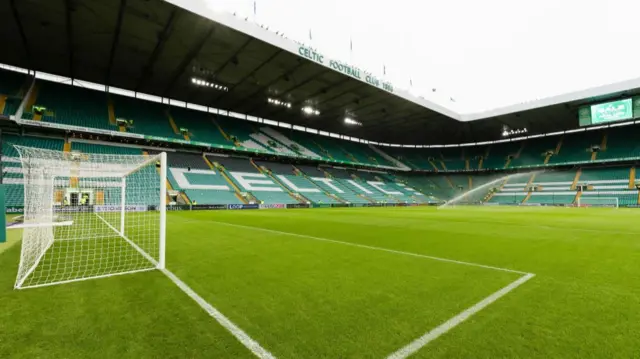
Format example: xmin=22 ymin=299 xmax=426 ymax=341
xmin=0 ymin=0 xmax=639 ymax=358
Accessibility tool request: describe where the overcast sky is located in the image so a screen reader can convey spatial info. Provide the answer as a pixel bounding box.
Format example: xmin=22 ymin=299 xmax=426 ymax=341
xmin=204 ymin=0 xmax=640 ymax=113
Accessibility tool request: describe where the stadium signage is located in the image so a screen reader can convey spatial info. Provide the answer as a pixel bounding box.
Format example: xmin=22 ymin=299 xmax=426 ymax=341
xmin=191 ymin=204 xmax=227 ymax=210
xmin=259 ymin=204 xmax=286 ymax=209
xmin=286 ymin=203 xmax=310 ymax=209
xmin=227 ymin=204 xmax=260 ymax=210
xmin=298 ymin=46 xmax=394 ymax=93
xmin=94 ymin=205 xmax=148 ymax=213
xmin=6 ymin=206 xmax=24 ymax=214
xmin=55 ymin=206 xmax=94 ymax=213
xmin=167 ymin=205 xmax=190 ymax=211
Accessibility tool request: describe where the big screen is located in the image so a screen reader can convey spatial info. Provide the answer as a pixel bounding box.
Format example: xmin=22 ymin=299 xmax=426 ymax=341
xmin=590 ymin=99 xmax=633 ymax=124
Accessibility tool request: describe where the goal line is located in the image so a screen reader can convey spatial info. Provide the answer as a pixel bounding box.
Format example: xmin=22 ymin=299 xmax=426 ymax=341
xmin=7 ymin=221 xmax=74 ymax=230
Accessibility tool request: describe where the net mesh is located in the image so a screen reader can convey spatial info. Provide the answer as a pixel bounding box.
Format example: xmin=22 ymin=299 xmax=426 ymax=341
xmin=14 ymin=146 xmax=164 ymax=289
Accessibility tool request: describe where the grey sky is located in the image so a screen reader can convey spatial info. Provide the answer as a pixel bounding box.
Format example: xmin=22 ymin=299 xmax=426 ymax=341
xmin=205 ymin=0 xmax=640 ymax=113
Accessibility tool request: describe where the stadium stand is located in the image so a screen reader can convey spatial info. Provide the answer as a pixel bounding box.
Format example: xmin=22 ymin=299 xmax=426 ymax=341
xmin=259 ymin=127 xmax=321 ymax=159
xmin=215 ymin=116 xmax=277 ymax=154
xmin=206 ymin=155 xmax=299 ymax=204
xmin=295 ymin=165 xmax=369 ymax=204
xmin=510 ymin=136 xmax=559 ymax=167
xmin=160 ymin=152 xmax=244 ymax=205
xmin=255 ymin=161 xmax=340 ymax=204
xmin=69 ymin=140 xmax=143 ymax=155
xmin=382 ymin=147 xmax=435 ymax=170
xmin=111 ymin=94 xmax=179 ymax=138
xmin=578 ymin=166 xmax=638 ymax=206
xmin=324 ymin=167 xmax=404 ymax=203
xmin=0 ymin=69 xmax=27 ymax=117
xmin=169 ymin=108 xmax=232 ymax=147
xmin=596 ymin=126 xmax=640 ymax=161
xmin=7 ymin=65 xmax=640 ymax=209
xmin=26 ymin=80 xmax=110 ymax=129
xmin=289 ymin=132 xmax=353 ymax=163
xmin=548 ymin=132 xmax=602 ymax=164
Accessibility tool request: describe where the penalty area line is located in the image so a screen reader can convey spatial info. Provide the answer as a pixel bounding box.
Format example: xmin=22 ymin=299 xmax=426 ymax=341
xmin=183 ymin=218 xmax=537 ymax=356
xmin=385 ymin=273 xmax=535 ymax=359
xmin=198 ymin=219 xmax=528 ymax=275
xmin=198 ymin=219 xmax=537 ymax=355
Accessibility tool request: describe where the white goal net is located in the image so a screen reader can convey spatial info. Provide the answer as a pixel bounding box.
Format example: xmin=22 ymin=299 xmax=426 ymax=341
xmin=577 ymin=196 xmax=619 ymax=208
xmin=14 ymin=146 xmax=167 ymax=289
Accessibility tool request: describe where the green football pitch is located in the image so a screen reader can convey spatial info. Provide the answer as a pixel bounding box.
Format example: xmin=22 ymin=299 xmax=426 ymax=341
xmin=0 ymin=206 xmax=639 ymax=358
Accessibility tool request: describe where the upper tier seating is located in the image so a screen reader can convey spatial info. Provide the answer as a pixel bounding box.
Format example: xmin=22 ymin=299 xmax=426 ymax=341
xmin=596 ymin=126 xmax=640 ymax=161
xmin=510 ymin=136 xmax=558 ymax=167
xmin=0 ymin=69 xmax=27 ymax=116
xmin=30 ymin=80 xmax=110 ymax=129
xmin=215 ymin=116 xmax=277 ymax=154
xmin=170 ymin=108 xmax=231 ymax=147
xmin=259 ymin=127 xmax=321 ymax=159
xmin=70 ymin=141 xmax=142 ymax=155
xmin=548 ymin=132 xmax=602 ymax=164
xmin=111 ymin=95 xmax=179 ymax=138
xmin=290 ymin=132 xmax=352 ymax=163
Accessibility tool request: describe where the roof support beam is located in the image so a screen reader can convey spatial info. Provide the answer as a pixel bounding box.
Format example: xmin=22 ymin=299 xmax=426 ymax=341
xmin=355 ymin=102 xmax=417 ymax=122
xmin=291 ymin=77 xmax=351 ymax=107
xmin=105 ymin=0 xmax=127 ymax=85
xmin=262 ymin=69 xmax=329 ymax=117
xmin=9 ymin=0 xmax=32 ymax=69
xmin=162 ymin=25 xmax=214 ymax=96
xmin=136 ymin=9 xmax=179 ymax=91
xmin=313 ymin=91 xmax=380 ymax=119
xmin=238 ymin=60 xmax=309 ymax=113
xmin=363 ymin=112 xmax=437 ymax=132
xmin=212 ymin=49 xmax=282 ymax=105
xmin=213 ymin=38 xmax=252 ymax=81
xmin=64 ymin=0 xmax=75 ymax=78
xmin=315 ymin=83 xmax=366 ymax=107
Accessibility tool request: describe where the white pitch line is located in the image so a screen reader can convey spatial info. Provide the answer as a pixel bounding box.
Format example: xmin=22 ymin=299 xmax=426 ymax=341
xmin=96 ymin=214 xmax=276 ymax=358
xmin=194 ymin=219 xmax=529 ymax=275
xmin=386 ymin=273 xmax=535 ymax=359
xmin=161 ymin=268 xmax=276 ymax=359
xmin=177 ymin=217 xmax=537 ymax=356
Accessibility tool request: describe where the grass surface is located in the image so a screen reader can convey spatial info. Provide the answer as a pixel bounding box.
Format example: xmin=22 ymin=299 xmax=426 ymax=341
xmin=1 ymin=206 xmax=639 ymax=358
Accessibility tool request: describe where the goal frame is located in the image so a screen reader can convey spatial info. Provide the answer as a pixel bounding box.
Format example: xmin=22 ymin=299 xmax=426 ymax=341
xmin=13 ymin=147 xmax=167 ymax=289
xmin=576 ymin=196 xmax=619 ymax=208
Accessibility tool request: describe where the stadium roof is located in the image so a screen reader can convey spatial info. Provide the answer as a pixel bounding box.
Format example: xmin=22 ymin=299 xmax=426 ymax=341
xmin=3 ymin=0 xmax=640 ymax=145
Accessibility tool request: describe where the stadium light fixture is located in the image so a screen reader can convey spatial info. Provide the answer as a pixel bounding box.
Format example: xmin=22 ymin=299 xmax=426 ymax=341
xmin=344 ymin=117 xmax=362 ymax=126
xmin=190 ymin=77 xmax=228 ymax=92
xmin=501 ymin=127 xmax=527 ymax=137
xmin=267 ymin=98 xmax=292 ymax=109
xmin=302 ymin=106 xmax=320 ymax=116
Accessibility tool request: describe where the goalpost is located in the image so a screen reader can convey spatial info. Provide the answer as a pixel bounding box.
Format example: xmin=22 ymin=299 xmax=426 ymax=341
xmin=577 ymin=196 xmax=619 ymax=208
xmin=14 ymin=146 xmax=167 ymax=289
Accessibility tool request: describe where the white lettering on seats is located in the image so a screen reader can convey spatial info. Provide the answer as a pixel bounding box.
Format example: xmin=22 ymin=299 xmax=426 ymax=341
xmin=230 ymin=172 xmax=282 ymax=192
xmin=169 ymin=168 xmax=229 ymax=190
xmin=347 ymin=179 xmax=373 ymax=194
xmin=311 ymin=178 xmax=344 ymax=193
xmin=276 ymin=175 xmax=320 ymax=193
xmin=368 ymin=181 xmax=403 ymax=195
